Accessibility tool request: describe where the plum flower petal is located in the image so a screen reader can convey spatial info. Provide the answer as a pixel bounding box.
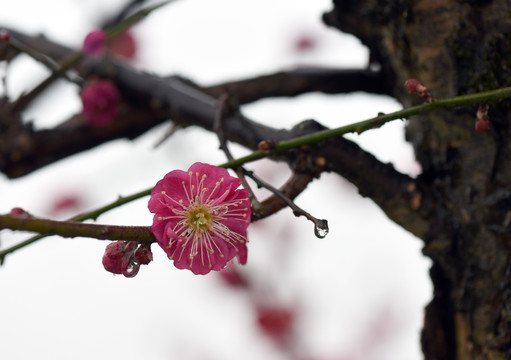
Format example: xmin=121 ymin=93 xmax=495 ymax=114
xmin=148 ymin=162 xmax=251 ymax=275
xmin=80 ymin=79 xmax=120 ymax=127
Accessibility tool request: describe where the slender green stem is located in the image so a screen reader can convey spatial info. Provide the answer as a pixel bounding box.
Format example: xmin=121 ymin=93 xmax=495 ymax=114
xmin=220 ymin=86 xmax=511 ymax=169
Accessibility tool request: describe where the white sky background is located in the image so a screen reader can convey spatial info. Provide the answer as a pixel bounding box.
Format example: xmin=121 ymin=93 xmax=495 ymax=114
xmin=0 ymin=1 xmax=432 ymax=360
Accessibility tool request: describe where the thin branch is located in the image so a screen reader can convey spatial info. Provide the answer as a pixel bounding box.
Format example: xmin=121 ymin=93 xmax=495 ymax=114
xmin=0 ymin=214 xmax=154 ymax=242
xmin=252 ymin=171 xmax=316 ymax=221
xmin=243 ymin=169 xmax=328 ymax=237
xmin=213 ymin=93 xmax=260 ymax=210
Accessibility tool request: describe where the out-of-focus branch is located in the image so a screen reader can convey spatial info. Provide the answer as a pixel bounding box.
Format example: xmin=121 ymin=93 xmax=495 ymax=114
xmin=204 ymin=67 xmax=392 ymax=105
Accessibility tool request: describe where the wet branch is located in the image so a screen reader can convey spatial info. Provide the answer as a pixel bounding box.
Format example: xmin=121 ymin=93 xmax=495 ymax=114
xmin=0 ymin=214 xmax=154 ymax=243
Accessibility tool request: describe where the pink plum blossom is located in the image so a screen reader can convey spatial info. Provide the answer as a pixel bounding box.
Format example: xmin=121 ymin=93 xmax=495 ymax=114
xmin=80 ymin=79 xmax=120 ymax=127
xmin=148 ymin=162 xmax=251 ymax=275
xmin=82 ymin=29 xmax=107 ymax=56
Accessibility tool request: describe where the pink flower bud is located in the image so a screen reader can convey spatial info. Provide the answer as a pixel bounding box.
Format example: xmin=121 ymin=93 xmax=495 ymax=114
xmin=0 ymin=30 xmax=10 ymax=43
xmin=102 ymin=242 xmax=125 ymax=274
xmin=83 ymin=29 xmax=107 ymax=56
xmin=405 ymin=79 xmax=422 ymax=93
xmin=475 ymin=118 xmax=490 ymax=133
xmin=80 ymin=79 xmax=120 ymax=127
xmin=9 ymin=207 xmax=28 ymax=216
xmin=134 ymin=245 xmax=153 ymax=265
xmin=475 ymin=103 xmax=490 ymax=133
xmin=405 ymin=78 xmax=432 ymax=102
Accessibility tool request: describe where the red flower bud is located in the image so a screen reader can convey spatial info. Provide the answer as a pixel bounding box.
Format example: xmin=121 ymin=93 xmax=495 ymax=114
xmin=9 ymin=207 xmax=29 ymax=216
xmin=134 ymin=245 xmax=153 ymax=265
xmin=257 ymin=140 xmax=276 ymax=151
xmin=405 ymin=78 xmax=433 ymax=102
xmin=102 ymin=242 xmax=125 ymax=274
xmin=0 ymin=30 xmax=10 ymax=43
xmin=475 ymin=118 xmax=490 ymax=133
xmin=475 ymin=103 xmax=490 ymax=133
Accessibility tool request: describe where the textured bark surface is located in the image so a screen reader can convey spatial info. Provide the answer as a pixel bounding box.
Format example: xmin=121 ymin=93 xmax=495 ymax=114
xmin=324 ymin=0 xmax=511 ymax=359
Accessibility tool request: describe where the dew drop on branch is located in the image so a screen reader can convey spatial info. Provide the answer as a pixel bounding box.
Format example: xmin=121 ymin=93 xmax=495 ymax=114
xmin=314 ymin=219 xmax=329 ymax=239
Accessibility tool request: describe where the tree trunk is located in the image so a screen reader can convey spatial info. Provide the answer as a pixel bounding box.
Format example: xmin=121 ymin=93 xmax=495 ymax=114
xmin=324 ymin=1 xmax=511 ymax=359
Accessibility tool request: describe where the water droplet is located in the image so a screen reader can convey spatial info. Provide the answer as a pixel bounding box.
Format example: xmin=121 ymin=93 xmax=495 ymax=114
xmin=122 ymin=262 xmax=140 ymax=278
xmin=314 ymin=219 xmax=329 ymax=238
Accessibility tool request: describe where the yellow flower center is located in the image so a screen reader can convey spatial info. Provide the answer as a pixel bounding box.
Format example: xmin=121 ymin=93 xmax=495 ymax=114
xmin=187 ymin=205 xmax=213 ymax=235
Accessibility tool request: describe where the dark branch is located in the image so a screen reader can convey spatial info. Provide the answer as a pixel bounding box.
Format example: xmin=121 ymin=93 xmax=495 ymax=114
xmin=0 ymin=214 xmax=155 ymax=242
xmin=203 ymin=67 xmax=392 ymax=105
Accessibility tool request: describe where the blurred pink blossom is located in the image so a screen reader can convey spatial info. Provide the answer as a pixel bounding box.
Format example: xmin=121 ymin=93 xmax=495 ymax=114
xmin=80 ymin=79 xmax=120 ymax=127
xmin=49 ymin=194 xmax=82 ymax=215
xmin=82 ymin=29 xmax=107 ymax=56
xmin=107 ymin=29 xmax=137 ymax=60
xmin=218 ymin=264 xmax=249 ymax=288
xmin=148 ymin=162 xmax=251 ymax=275
xmin=256 ymin=304 xmax=296 ymax=348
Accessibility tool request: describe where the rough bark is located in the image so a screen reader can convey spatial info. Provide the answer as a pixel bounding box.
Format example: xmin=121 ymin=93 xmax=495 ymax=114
xmin=324 ymin=0 xmax=511 ymax=358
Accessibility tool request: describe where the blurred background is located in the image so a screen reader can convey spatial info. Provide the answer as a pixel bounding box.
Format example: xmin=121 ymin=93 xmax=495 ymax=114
xmin=0 ymin=1 xmax=432 ymax=359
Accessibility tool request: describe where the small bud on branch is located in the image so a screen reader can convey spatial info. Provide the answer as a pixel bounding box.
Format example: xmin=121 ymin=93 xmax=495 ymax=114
xmin=475 ymin=103 xmax=490 ymax=133
xmin=405 ymin=78 xmax=433 ymax=103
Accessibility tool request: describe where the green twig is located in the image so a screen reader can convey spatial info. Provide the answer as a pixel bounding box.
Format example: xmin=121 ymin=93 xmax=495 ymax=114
xmin=220 ymin=86 xmax=511 ymax=169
